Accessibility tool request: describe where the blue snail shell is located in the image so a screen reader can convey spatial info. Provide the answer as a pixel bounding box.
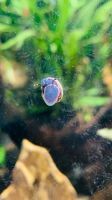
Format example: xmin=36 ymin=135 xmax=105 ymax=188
xmin=41 ymin=77 xmax=63 ymax=106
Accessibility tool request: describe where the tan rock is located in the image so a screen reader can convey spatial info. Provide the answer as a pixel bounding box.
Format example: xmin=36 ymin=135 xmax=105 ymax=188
xmin=0 ymin=140 xmax=77 ymax=200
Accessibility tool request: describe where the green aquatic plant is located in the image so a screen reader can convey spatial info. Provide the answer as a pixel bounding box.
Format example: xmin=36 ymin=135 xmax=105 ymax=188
xmin=0 ymin=146 xmax=6 ymax=167
xmin=0 ymin=0 xmax=112 ymax=118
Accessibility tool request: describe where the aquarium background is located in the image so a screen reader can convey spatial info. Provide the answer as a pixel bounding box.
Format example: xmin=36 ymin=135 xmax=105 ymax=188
xmin=0 ymin=0 xmax=112 ymax=197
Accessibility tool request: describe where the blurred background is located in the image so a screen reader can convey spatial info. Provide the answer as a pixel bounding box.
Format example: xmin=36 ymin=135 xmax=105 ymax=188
xmin=0 ymin=0 xmax=112 ymax=196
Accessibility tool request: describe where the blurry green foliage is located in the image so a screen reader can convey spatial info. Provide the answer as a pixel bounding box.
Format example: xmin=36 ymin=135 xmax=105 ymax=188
xmin=0 ymin=146 xmax=6 ymax=167
xmin=0 ymin=0 xmax=112 ymax=118
xmin=97 ymin=128 xmax=112 ymax=141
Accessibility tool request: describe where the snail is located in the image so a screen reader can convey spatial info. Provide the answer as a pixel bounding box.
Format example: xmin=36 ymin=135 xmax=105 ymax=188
xmin=41 ymin=77 xmax=63 ymax=106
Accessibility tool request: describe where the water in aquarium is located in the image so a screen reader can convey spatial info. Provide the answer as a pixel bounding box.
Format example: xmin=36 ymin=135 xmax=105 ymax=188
xmin=0 ymin=1 xmax=112 ymax=199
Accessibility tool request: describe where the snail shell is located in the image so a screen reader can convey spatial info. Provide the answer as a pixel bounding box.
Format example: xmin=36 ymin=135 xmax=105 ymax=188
xmin=41 ymin=77 xmax=63 ymax=106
